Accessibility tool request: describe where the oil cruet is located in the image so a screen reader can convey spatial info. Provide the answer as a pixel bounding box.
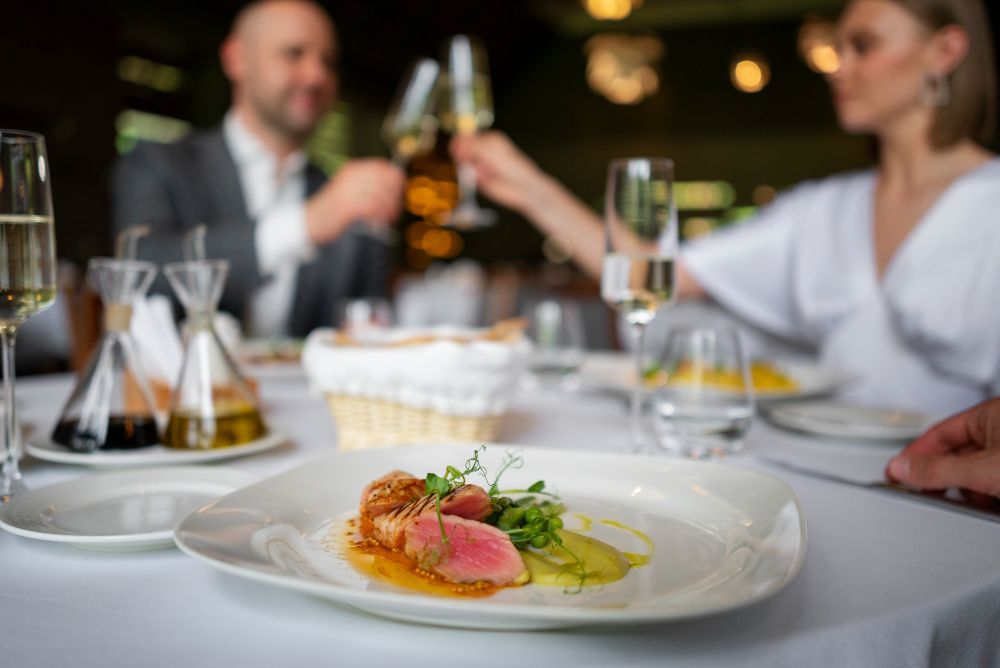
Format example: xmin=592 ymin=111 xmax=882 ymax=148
xmin=163 ymin=229 xmax=267 ymax=449
xmin=51 ymin=227 xmax=161 ymax=451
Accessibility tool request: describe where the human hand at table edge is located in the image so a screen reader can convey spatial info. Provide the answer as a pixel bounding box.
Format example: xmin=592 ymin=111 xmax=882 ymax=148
xmin=886 ymin=397 xmax=1000 ymax=500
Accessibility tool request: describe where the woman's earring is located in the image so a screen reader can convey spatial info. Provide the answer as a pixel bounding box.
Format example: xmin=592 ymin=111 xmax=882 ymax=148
xmin=922 ymin=72 xmax=950 ymax=107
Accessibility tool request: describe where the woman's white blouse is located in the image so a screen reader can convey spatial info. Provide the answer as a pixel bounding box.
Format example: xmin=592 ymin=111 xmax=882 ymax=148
xmin=682 ymin=159 xmax=1000 ymax=416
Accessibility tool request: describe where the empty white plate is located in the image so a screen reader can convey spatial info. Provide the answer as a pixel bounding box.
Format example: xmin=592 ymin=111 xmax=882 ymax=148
xmin=0 ymin=466 xmax=255 ymax=551
xmin=26 ymin=431 xmax=288 ymax=468
xmin=765 ymin=402 xmax=932 ymax=441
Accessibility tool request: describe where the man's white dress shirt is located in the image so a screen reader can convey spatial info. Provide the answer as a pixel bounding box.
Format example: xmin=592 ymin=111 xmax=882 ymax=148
xmin=222 ymin=111 xmax=317 ymax=338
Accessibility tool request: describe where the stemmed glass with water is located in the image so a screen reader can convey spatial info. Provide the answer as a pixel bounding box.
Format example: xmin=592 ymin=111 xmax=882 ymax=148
xmin=600 ymin=158 xmax=677 ymax=452
xmin=439 ymin=35 xmax=497 ymax=230
xmin=0 ymin=131 xmax=57 ymax=499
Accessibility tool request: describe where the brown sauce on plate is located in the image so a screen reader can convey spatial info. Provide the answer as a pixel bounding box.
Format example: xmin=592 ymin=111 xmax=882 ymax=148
xmin=337 ymin=517 xmax=507 ymax=599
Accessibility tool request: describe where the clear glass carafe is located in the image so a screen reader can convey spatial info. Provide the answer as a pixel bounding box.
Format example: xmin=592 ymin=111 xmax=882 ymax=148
xmin=163 ymin=260 xmax=266 ymax=449
xmin=51 ymin=258 xmax=161 ymax=451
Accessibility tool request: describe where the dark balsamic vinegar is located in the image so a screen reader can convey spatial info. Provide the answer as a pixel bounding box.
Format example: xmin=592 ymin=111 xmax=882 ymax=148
xmin=51 ymin=416 xmax=160 ymax=451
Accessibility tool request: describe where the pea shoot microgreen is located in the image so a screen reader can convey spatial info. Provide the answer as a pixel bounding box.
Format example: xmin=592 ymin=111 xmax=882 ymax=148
xmin=422 ymin=447 xmax=588 ymax=590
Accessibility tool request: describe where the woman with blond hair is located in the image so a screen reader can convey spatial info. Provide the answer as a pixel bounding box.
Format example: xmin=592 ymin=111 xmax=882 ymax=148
xmin=454 ymin=0 xmax=1000 ymax=416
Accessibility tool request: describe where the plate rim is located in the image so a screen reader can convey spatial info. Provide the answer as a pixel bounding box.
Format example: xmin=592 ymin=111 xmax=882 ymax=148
xmin=25 ymin=430 xmax=289 ymax=468
xmin=0 ymin=466 xmax=257 ymax=546
xmin=174 ymin=444 xmax=809 ymax=626
xmin=764 ymin=402 xmax=930 ymax=440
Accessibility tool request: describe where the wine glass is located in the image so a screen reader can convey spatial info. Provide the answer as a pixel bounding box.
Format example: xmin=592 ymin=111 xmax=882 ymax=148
xmin=600 ymin=157 xmax=677 ymax=452
xmin=0 ymin=131 xmax=57 ymax=499
xmin=357 ymin=58 xmax=441 ymax=246
xmin=440 ymin=34 xmax=497 ymax=230
xmin=382 ymin=57 xmax=440 ymax=165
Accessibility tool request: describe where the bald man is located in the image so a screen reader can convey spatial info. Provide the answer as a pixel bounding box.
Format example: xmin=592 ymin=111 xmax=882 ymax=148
xmin=113 ymin=0 xmax=404 ymax=337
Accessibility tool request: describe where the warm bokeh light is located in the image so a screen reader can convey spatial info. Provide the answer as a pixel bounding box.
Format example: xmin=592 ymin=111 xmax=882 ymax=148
xmin=582 ymin=0 xmax=643 ymax=21
xmin=682 ymin=218 xmax=716 ymax=240
xmin=798 ymin=18 xmax=840 ymax=74
xmin=731 ymin=57 xmax=770 ymax=93
xmin=584 ymin=34 xmax=663 ymax=105
xmin=752 ymin=184 xmax=777 ymax=206
xmin=807 ymin=45 xmax=840 ymax=74
xmin=404 ymin=174 xmax=459 ymax=219
xmin=404 ymin=219 xmax=463 ymax=261
xmin=421 ymin=228 xmax=463 ymax=258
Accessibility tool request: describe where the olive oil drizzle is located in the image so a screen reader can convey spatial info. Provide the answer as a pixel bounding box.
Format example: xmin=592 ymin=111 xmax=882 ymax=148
xmin=570 ymin=513 xmax=654 ymax=569
xmin=600 ymin=519 xmax=655 ymax=567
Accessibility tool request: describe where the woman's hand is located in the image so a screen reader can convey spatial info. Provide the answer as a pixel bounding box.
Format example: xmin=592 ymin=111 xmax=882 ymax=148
xmin=450 ymin=131 xmax=550 ymax=216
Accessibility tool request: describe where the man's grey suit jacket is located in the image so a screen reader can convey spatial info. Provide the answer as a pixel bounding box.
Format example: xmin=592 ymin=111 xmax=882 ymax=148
xmin=112 ymin=126 xmax=388 ymax=337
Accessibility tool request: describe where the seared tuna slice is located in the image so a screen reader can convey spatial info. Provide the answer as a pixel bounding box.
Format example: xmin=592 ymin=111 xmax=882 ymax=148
xmin=404 ymin=513 xmax=528 ymax=585
xmin=359 ymin=471 xmax=426 ymax=537
xmin=371 ymin=484 xmax=493 ymax=549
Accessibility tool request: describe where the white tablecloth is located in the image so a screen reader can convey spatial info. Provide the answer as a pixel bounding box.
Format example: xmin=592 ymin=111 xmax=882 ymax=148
xmin=3 ymin=371 xmax=999 ymax=667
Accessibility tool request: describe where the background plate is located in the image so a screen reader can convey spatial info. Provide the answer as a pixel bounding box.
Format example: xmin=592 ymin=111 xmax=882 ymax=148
xmin=764 ymin=402 xmax=931 ymax=440
xmin=26 ymin=431 xmax=288 ymax=467
xmin=0 ymin=466 xmax=255 ymax=551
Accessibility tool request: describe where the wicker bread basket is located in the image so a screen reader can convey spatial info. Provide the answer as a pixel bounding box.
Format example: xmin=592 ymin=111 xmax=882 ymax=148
xmin=302 ymin=321 xmax=527 ymax=451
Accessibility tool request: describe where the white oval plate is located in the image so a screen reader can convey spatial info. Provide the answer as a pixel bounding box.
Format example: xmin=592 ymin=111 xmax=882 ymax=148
xmin=0 ymin=467 xmax=256 ymax=551
xmin=174 ymin=444 xmax=807 ymax=630
xmin=581 ymin=353 xmax=855 ymax=401
xmin=26 ymin=431 xmax=288 ymax=468
xmin=764 ymin=402 xmax=931 ymax=441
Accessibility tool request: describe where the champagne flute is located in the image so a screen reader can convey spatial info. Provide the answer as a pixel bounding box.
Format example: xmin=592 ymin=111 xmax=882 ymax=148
xmin=0 ymin=131 xmax=57 ymax=499
xmin=440 ymin=34 xmax=497 ymax=230
xmin=600 ymin=158 xmax=677 ymax=452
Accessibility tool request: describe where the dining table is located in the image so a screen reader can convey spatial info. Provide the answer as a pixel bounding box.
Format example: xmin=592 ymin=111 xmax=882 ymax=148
xmin=3 ymin=365 xmax=999 ymax=668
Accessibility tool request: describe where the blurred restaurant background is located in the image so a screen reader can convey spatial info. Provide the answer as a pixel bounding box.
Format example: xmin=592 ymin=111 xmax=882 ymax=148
xmin=4 ymin=0 xmax=1000 ymax=372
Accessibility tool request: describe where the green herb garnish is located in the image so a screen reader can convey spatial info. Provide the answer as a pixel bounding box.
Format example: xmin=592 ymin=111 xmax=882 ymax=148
xmin=423 ymin=447 xmax=588 ymax=590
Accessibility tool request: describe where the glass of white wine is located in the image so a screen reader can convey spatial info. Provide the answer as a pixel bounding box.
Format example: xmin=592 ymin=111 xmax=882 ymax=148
xmin=382 ymin=57 xmax=440 ymax=165
xmin=0 ymin=131 xmax=57 ymax=499
xmin=601 ymin=157 xmax=677 ymax=452
xmin=356 ymin=58 xmax=441 ymax=246
xmin=440 ymin=34 xmax=497 ymax=230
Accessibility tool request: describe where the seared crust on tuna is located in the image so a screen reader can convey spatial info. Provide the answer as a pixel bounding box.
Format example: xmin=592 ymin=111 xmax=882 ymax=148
xmin=371 ymin=484 xmax=493 ymax=550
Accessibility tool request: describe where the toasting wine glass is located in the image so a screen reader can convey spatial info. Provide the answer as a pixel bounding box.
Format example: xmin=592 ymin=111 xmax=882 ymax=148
xmin=357 ymin=58 xmax=441 ymax=246
xmin=382 ymin=57 xmax=440 ymax=165
xmin=0 ymin=131 xmax=57 ymax=499
xmin=440 ymin=34 xmax=497 ymax=230
xmin=600 ymin=157 xmax=677 ymax=452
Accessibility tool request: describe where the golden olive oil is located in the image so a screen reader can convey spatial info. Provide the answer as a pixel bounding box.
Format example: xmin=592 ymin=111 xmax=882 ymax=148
xmin=164 ymin=403 xmax=266 ymax=449
xmin=600 ymin=519 xmax=655 ymax=568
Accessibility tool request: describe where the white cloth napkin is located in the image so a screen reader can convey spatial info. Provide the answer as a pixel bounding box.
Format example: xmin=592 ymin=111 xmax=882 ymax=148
xmin=130 ymin=296 xmax=183 ymax=384
xmin=130 ymin=297 xmax=244 ymax=385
